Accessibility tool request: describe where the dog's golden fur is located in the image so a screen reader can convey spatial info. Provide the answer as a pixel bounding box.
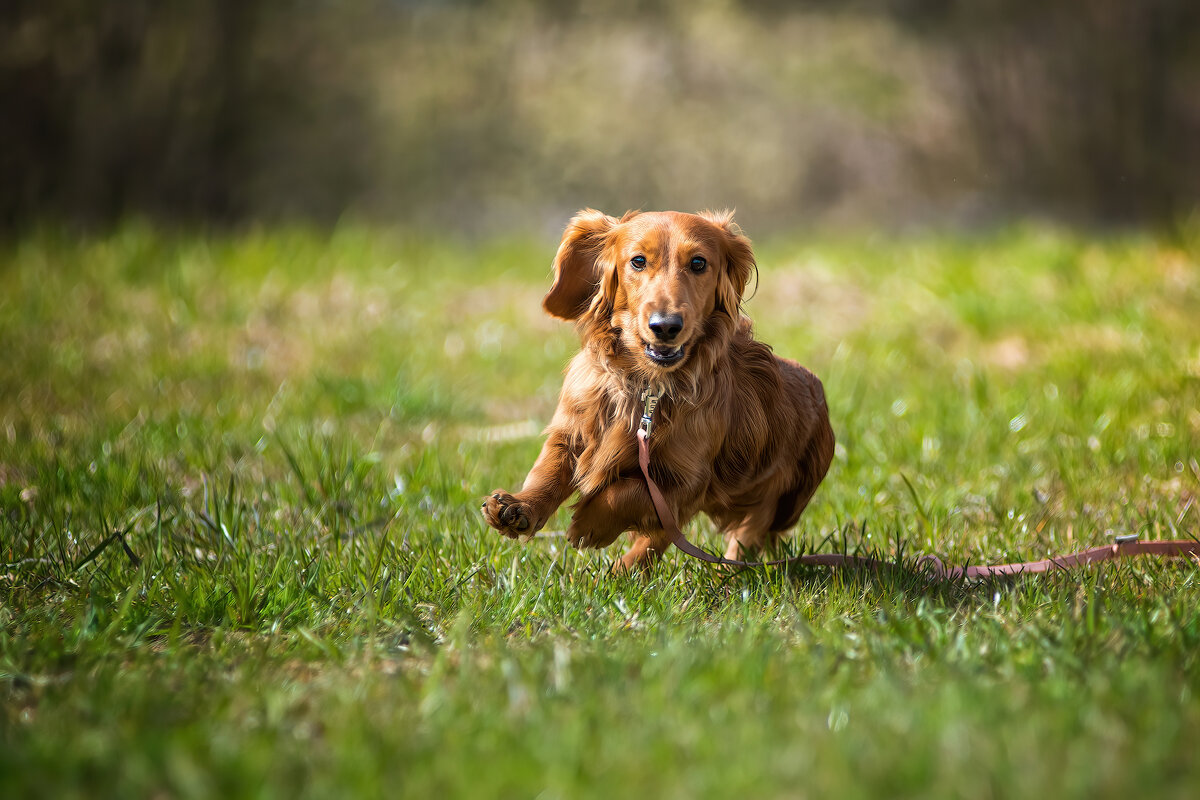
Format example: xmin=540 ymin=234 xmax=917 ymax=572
xmin=482 ymin=209 xmax=834 ymax=569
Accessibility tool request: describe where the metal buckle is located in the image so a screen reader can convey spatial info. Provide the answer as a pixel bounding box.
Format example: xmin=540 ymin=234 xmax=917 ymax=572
xmin=1114 ymin=534 xmax=1139 ymax=544
xmin=639 ymin=386 xmax=661 ymax=439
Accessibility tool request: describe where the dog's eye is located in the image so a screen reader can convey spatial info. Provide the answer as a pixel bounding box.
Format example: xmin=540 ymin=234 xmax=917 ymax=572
xmin=689 ymin=256 xmax=708 ymax=273
xmin=630 ymin=255 xmax=647 ymax=271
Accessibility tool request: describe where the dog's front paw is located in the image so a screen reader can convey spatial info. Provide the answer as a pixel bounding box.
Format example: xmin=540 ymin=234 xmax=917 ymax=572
xmin=565 ymin=518 xmax=622 ymax=551
xmin=566 ymin=522 xmax=591 ymax=550
xmin=481 ymin=490 xmax=535 ymax=539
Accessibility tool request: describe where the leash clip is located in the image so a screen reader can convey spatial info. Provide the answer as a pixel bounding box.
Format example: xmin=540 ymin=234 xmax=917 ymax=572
xmin=1114 ymin=534 xmax=1139 ymax=545
xmin=639 ymin=386 xmax=661 ymax=439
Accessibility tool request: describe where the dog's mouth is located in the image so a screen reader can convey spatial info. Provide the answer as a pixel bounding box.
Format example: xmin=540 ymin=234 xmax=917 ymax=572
xmin=643 ymin=341 xmax=686 ymax=367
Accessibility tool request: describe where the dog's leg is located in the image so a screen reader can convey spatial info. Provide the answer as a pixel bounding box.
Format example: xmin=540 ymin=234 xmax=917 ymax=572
xmin=566 ymin=477 xmax=680 ymax=549
xmin=614 ymin=530 xmax=674 ymax=572
xmin=482 ymin=433 xmax=576 ymax=540
xmin=723 ymin=476 xmax=825 ymax=561
xmin=723 ymin=479 xmax=825 ymax=560
xmin=565 ymin=478 xmax=651 ymax=550
xmin=568 ymin=478 xmax=698 ymax=572
xmin=721 ymin=506 xmax=776 ymax=561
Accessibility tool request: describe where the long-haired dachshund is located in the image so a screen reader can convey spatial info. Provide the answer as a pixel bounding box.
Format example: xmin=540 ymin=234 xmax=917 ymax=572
xmin=482 ymin=209 xmax=834 ymax=570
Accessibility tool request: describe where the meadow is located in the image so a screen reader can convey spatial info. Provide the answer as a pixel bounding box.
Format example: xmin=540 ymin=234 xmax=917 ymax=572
xmin=1 ymin=222 xmax=1198 ymax=798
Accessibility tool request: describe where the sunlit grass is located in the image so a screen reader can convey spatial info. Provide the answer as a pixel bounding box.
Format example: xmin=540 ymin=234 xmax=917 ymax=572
xmin=1 ymin=223 xmax=1198 ymax=798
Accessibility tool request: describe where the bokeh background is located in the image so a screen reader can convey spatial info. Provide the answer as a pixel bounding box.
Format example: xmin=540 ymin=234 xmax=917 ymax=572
xmin=4 ymin=6 xmax=1200 ymax=796
xmin=5 ymin=0 xmax=1200 ymax=234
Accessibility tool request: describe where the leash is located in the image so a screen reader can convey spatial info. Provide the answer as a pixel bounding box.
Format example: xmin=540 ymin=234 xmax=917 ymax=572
xmin=635 ymin=387 xmax=1199 ymax=580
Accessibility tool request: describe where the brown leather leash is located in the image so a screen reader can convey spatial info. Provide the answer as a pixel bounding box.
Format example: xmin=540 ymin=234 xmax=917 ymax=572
xmin=634 ymin=390 xmax=1199 ymax=580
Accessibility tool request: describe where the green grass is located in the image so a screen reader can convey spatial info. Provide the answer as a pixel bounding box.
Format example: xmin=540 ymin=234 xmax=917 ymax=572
xmin=2 ymin=221 xmax=1199 ymax=799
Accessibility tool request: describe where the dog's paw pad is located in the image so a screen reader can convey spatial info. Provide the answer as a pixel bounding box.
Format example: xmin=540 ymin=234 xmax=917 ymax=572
xmin=481 ymin=490 xmax=534 ymax=539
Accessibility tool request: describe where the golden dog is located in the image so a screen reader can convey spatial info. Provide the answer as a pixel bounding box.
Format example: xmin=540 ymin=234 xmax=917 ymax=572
xmin=482 ymin=209 xmax=834 ymax=569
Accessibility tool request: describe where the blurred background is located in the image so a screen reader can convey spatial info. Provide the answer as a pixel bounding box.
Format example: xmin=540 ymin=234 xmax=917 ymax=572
xmin=3 ymin=0 xmax=1199 ymax=235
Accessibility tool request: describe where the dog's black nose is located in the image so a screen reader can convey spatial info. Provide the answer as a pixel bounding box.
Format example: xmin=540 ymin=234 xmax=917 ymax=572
xmin=648 ymin=312 xmax=683 ymax=341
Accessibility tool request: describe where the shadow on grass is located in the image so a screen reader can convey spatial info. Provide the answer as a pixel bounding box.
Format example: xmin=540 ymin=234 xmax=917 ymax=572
xmin=559 ymin=519 xmax=1200 ymax=614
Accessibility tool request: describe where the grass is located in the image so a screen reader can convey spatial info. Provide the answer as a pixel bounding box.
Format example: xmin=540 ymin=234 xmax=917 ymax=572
xmin=1 ymin=220 xmax=1199 ymax=798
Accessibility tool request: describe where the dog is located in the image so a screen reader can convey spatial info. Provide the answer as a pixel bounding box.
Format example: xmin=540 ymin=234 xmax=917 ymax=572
xmin=482 ymin=209 xmax=834 ymax=570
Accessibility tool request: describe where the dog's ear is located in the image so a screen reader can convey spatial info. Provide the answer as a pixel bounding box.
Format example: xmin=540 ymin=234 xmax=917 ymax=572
xmin=543 ymin=209 xmax=619 ymax=320
xmin=702 ymin=209 xmax=756 ymax=316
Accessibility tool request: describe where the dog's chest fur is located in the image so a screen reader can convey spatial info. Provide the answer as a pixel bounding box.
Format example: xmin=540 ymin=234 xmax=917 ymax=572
xmin=565 ymin=344 xmax=717 ymax=498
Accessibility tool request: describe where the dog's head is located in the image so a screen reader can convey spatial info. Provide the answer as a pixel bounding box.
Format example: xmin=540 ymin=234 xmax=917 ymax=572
xmin=543 ymin=209 xmax=755 ymax=373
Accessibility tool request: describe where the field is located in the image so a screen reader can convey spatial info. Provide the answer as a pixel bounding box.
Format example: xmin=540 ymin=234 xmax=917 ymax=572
xmin=2 ymin=223 xmax=1199 ymax=798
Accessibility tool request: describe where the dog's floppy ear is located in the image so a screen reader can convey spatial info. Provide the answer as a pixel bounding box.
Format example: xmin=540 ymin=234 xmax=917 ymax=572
xmin=702 ymin=209 xmax=756 ymax=316
xmin=543 ymin=209 xmax=619 ymax=320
